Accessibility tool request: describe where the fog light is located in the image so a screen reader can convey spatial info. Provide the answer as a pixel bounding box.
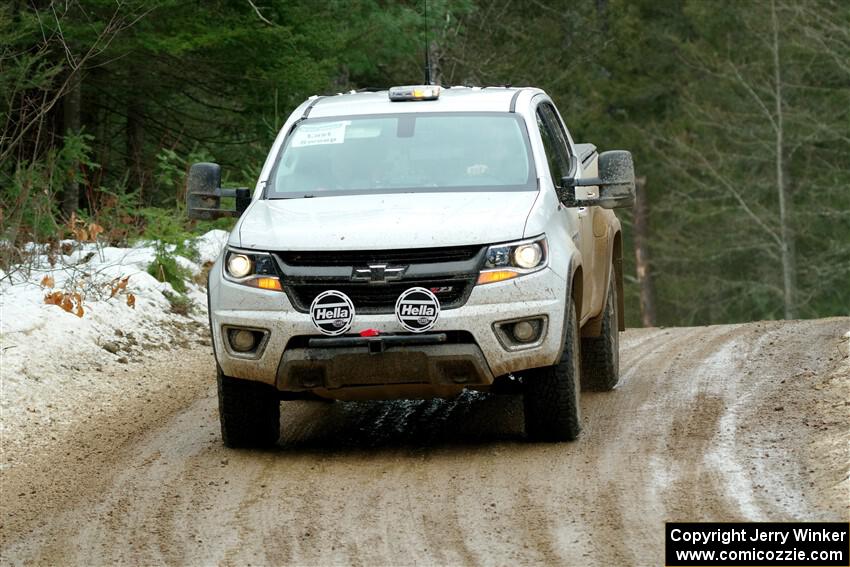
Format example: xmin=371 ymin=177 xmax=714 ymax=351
xmin=494 ymin=316 xmax=547 ymax=351
xmin=513 ymin=321 xmax=536 ymax=342
xmin=229 ymin=329 xmax=256 ymax=352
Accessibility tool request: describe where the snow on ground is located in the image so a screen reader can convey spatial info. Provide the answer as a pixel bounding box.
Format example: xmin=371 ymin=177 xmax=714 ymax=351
xmin=0 ymin=230 xmax=228 ymax=429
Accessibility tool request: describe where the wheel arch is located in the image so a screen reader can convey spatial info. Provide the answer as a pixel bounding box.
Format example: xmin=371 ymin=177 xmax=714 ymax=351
xmin=612 ymin=229 xmax=625 ymax=331
xmin=571 ymin=262 xmax=584 ymax=319
xmin=582 ymin=226 xmax=624 ymax=336
xmin=548 ymin=257 xmax=583 ymax=365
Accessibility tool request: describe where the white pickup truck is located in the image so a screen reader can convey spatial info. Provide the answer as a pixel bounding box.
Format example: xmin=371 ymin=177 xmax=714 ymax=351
xmin=187 ymin=84 xmax=635 ymax=447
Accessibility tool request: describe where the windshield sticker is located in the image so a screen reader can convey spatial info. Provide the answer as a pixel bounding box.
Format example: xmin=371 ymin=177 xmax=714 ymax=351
xmin=291 ymin=121 xmax=350 ymax=147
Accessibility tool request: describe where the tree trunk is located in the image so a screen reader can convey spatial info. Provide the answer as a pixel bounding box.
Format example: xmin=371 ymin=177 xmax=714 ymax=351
xmin=126 ymin=90 xmax=145 ymax=200
xmin=633 ymin=176 xmax=657 ymax=327
xmin=771 ymin=0 xmax=797 ymax=319
xmin=60 ymin=70 xmax=82 ymax=219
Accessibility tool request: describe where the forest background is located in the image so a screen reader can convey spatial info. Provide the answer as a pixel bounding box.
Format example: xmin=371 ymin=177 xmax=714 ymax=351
xmin=2 ymin=0 xmax=848 ymax=326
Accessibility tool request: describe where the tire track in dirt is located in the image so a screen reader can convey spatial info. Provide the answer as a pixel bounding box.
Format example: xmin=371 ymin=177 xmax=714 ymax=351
xmin=1 ymin=318 xmax=847 ymax=566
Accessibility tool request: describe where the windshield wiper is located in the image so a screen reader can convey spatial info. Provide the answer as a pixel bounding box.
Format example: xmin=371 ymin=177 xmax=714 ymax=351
xmin=268 ymin=193 xmax=316 ymax=200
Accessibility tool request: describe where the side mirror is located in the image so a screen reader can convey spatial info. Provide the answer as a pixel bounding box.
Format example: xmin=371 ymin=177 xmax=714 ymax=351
xmin=186 ymin=162 xmax=252 ymax=219
xmin=558 ymin=150 xmax=636 ymax=209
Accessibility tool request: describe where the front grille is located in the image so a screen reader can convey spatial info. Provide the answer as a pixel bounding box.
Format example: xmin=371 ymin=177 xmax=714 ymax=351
xmin=278 ymin=245 xmax=483 ymax=266
xmin=275 ymin=245 xmax=484 ymax=314
xmin=288 ymin=278 xmax=471 ymax=314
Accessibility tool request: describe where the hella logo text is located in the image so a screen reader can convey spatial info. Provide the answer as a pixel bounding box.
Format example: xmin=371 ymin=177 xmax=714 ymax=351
xmin=400 ymin=304 xmax=435 ymax=317
xmin=314 ymin=307 xmax=349 ymax=320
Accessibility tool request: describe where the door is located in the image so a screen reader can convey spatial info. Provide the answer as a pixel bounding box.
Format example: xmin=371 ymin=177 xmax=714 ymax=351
xmin=535 ymin=102 xmax=594 ymax=320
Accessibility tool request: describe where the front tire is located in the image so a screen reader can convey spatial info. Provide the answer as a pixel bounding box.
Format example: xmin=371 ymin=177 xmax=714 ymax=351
xmin=580 ymin=264 xmax=620 ymax=391
xmin=523 ymin=298 xmax=582 ymax=441
xmin=217 ymin=368 xmax=280 ymax=448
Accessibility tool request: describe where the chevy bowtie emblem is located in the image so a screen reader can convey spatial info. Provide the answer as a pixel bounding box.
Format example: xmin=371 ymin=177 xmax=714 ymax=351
xmin=351 ymin=264 xmax=407 ymax=283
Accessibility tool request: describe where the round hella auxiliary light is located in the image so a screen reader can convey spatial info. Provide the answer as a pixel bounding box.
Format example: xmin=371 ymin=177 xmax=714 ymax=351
xmin=513 ymin=243 xmax=542 ymax=269
xmin=395 ymin=287 xmax=440 ymax=333
xmin=227 ymin=254 xmax=252 ymax=278
xmin=310 ymin=290 xmax=355 ymax=336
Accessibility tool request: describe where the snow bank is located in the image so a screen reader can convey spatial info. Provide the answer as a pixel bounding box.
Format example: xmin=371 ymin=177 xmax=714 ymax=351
xmin=194 ymin=229 xmax=230 ymax=265
xmin=0 ymin=230 xmax=228 ymax=424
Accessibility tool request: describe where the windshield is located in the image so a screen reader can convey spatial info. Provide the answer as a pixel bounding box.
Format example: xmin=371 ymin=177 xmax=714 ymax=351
xmin=266 ymin=112 xmax=535 ymax=198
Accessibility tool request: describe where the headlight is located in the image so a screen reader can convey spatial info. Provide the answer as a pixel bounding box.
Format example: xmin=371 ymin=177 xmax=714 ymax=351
xmin=478 ymin=236 xmax=547 ymax=285
xmin=514 ymin=243 xmax=543 ymax=269
xmin=227 ymin=254 xmax=252 ymax=278
xmin=223 ymin=248 xmax=282 ymax=291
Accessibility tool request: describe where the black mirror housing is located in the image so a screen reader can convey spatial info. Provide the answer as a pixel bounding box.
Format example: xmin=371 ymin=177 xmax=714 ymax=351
xmin=596 ymin=150 xmax=635 ymax=208
xmin=186 ymin=162 xmax=251 ymax=219
xmin=558 ymin=150 xmax=635 ymax=209
xmin=187 ymin=163 xmax=223 ymax=220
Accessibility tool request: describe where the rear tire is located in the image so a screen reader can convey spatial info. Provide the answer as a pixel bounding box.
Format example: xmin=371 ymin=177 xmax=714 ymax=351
xmin=523 ymin=298 xmax=582 ymax=441
xmin=580 ymin=264 xmax=620 ymax=391
xmin=217 ymin=368 xmax=280 ymax=448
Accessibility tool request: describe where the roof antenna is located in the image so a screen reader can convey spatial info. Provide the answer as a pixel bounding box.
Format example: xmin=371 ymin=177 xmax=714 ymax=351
xmin=423 ymin=0 xmax=432 ymax=85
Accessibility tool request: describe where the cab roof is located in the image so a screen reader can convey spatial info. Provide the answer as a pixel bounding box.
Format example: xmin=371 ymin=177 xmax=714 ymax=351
xmin=304 ymin=86 xmax=542 ymax=119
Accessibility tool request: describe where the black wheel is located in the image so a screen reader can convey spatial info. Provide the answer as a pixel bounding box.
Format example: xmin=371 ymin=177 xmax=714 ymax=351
xmin=217 ymin=368 xmax=280 ymax=448
xmin=523 ymin=298 xmax=582 ymax=441
xmin=580 ymin=264 xmax=620 ymax=391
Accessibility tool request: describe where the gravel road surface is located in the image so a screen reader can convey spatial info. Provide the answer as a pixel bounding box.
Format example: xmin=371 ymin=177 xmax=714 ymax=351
xmin=2 ymin=318 xmax=848 ymax=565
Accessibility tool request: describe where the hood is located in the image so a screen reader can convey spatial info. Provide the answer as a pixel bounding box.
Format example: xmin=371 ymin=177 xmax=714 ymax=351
xmin=236 ymin=191 xmax=539 ymax=251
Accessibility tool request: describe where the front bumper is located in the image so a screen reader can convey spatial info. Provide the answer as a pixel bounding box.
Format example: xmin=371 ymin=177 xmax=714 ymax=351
xmin=280 ymin=337 xmax=492 ymax=386
xmin=209 ymin=259 xmax=568 ymax=395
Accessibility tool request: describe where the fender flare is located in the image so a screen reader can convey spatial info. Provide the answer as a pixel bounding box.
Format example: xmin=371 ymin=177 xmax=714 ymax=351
xmin=552 ymin=257 xmax=583 ymax=362
xmin=569 ymin=256 xmax=583 ymax=316
xmin=582 ymin=228 xmax=625 ymax=336
xmin=611 ymin=230 xmax=625 ymax=331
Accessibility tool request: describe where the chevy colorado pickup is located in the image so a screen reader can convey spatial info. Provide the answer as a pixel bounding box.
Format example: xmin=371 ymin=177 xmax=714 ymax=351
xmin=187 ymin=84 xmax=635 ymax=447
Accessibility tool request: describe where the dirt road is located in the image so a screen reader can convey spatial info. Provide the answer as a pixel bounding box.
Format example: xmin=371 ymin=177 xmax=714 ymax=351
xmin=1 ymin=318 xmax=848 ymax=566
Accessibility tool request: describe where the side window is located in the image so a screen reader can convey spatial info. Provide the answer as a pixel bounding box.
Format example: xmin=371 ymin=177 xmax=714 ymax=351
xmin=536 ymin=103 xmax=571 ymax=186
xmin=541 ymin=104 xmax=572 ymax=171
xmin=536 ymin=109 xmax=566 ymax=184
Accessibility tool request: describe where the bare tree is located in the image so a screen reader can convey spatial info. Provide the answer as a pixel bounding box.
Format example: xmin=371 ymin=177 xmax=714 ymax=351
xmin=647 ymin=0 xmax=850 ymax=321
xmin=769 ymin=0 xmax=797 ymax=319
xmin=0 ymin=3 xmax=147 ymax=166
xmin=61 ymin=67 xmax=82 ymax=218
xmin=632 ymin=176 xmax=656 ymax=326
xmin=0 ymin=1 xmax=150 ymax=253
